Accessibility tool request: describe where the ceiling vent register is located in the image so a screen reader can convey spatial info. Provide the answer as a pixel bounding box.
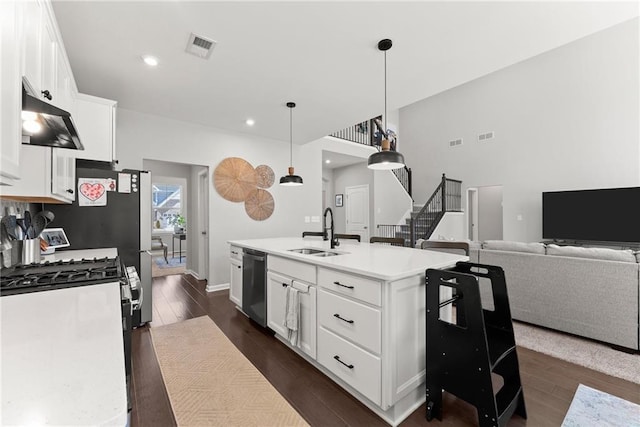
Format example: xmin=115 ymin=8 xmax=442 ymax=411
xmin=185 ymin=33 xmax=217 ymax=59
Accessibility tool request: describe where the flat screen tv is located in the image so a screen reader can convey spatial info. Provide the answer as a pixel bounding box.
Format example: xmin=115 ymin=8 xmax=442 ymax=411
xmin=542 ymin=187 xmax=640 ymax=244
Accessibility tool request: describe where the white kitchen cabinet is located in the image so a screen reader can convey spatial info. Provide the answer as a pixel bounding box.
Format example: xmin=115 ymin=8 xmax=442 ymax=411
xmin=51 ymin=147 xmax=75 ymax=201
xmin=267 ymin=257 xmax=317 ymax=360
xmin=229 ymin=246 xmax=243 ymax=307
xmin=0 ymin=0 xmax=23 ymax=185
xmin=0 ymin=145 xmax=75 ymax=203
xmin=72 ymin=94 xmax=117 ymax=162
xmin=21 ymin=0 xmax=75 ymax=114
xmin=229 ymin=258 xmax=242 ymax=307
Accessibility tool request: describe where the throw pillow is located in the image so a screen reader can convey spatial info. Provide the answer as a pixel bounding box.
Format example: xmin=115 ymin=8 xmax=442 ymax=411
xmin=482 ymin=240 xmax=546 ymax=254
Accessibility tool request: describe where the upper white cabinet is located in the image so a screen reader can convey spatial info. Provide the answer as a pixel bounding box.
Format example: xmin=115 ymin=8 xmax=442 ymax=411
xmin=0 ymin=145 xmax=75 ymax=203
xmin=21 ymin=0 xmax=74 ymax=113
xmin=0 ymin=1 xmax=23 ymax=184
xmin=73 ymin=94 xmax=117 ymax=162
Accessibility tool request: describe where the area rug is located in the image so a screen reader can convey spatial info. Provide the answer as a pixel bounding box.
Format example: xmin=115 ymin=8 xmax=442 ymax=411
xmin=561 ymin=384 xmax=640 ymax=426
xmin=513 ymin=321 xmax=640 ymax=384
xmin=155 ymin=256 xmax=186 ymax=268
xmin=149 ymin=316 xmax=308 ymax=426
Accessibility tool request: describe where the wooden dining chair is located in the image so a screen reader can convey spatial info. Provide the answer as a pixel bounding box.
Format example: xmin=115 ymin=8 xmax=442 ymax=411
xmin=302 ymin=231 xmax=325 ymax=238
xmin=334 ymin=234 xmax=361 ymax=242
xmin=420 ymin=240 xmax=470 ymax=256
xmin=370 ymin=237 xmax=405 ymax=247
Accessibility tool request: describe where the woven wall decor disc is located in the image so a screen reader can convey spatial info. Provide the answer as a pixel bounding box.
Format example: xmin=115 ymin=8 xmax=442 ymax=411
xmin=255 ymin=165 xmax=275 ymax=189
xmin=244 ymin=189 xmax=275 ymax=221
xmin=214 ymin=157 xmax=257 ymax=202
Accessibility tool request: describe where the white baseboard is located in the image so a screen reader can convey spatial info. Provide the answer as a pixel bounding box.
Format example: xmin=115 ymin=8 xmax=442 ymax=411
xmin=206 ymin=282 xmax=230 ymax=293
xmin=185 ymin=269 xmax=199 ymax=279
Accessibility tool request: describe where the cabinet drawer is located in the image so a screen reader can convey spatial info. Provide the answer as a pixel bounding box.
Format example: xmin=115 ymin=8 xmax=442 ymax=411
xmin=318 ymin=327 xmax=381 ymax=406
xmin=318 ymin=268 xmax=381 ymax=306
xmin=318 ymin=289 xmax=381 ymax=354
xmin=229 ymin=245 xmax=242 ymax=261
xmin=268 ymin=256 xmax=316 ymax=284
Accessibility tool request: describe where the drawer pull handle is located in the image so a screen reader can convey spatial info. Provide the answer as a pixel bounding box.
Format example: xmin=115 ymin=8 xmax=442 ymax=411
xmin=333 ymin=281 xmax=354 ymax=289
xmin=333 ymin=355 xmax=354 ymax=369
xmin=333 ymin=313 xmax=354 ymax=324
xmin=282 ymin=283 xmax=288 ymax=287
xmin=231 ymin=251 xmax=238 ymax=255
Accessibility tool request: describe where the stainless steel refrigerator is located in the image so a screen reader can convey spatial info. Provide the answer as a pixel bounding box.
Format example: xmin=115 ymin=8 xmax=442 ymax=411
xmin=44 ymin=163 xmax=152 ymax=327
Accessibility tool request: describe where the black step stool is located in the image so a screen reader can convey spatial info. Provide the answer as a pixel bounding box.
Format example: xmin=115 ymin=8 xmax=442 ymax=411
xmin=425 ymin=262 xmax=527 ymax=427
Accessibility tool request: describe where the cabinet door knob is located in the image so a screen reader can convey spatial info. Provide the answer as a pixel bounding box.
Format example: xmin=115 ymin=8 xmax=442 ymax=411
xmin=66 ymin=189 xmax=74 ymax=194
xmin=282 ymin=283 xmax=288 ymax=287
xmin=41 ymin=90 xmax=52 ymax=100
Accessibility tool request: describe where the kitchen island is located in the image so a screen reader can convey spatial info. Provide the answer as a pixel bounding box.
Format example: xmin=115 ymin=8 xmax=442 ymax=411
xmin=228 ymin=237 xmax=467 ymax=426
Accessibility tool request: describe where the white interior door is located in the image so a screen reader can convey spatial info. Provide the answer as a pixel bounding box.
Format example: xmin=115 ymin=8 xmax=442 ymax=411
xmin=345 ymin=185 xmax=370 ymax=242
xmin=197 ymin=169 xmax=209 ymax=280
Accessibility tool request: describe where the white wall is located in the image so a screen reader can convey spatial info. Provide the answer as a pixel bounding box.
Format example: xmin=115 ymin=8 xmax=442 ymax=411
xmin=117 ymin=109 xmax=322 ymax=286
xmin=429 ymin=212 xmax=466 ymax=241
xmin=373 ymin=170 xmax=412 ymax=229
xmin=331 ymin=162 xmax=373 ymax=234
xmin=400 ymin=18 xmax=639 ymax=243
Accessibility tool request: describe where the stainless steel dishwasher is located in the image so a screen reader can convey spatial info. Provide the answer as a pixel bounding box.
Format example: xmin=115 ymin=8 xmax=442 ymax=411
xmin=242 ymin=248 xmax=267 ymax=326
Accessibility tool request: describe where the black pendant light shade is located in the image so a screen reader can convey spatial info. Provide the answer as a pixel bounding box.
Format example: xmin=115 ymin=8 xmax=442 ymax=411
xmin=368 ymin=39 xmax=406 ymax=170
xmin=280 ymin=102 xmax=303 ymax=186
xmin=367 ymin=149 xmax=405 ymax=170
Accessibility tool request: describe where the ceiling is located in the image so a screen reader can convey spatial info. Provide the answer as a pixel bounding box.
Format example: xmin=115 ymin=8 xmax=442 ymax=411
xmin=52 ymin=1 xmax=638 ymax=146
xmin=322 ymin=151 xmax=367 ymax=170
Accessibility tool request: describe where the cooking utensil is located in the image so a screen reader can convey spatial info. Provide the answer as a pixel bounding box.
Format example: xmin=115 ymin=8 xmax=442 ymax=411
xmin=24 ymin=211 xmax=32 ymax=239
xmin=31 ymin=213 xmax=48 ymax=239
xmin=1 ymin=215 xmax=19 ymax=240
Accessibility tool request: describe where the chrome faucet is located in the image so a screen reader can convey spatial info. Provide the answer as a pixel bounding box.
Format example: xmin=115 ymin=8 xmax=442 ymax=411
xmin=323 ymin=207 xmax=339 ymax=249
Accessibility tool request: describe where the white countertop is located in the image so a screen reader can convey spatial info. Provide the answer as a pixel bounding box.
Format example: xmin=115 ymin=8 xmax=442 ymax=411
xmin=42 ymin=247 xmax=118 ymax=262
xmin=1 ymin=281 xmax=128 ymax=426
xmin=228 ymin=237 xmax=467 ymax=281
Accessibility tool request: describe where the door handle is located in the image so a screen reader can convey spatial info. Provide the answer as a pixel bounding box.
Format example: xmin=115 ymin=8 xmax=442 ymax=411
xmin=363 ymin=226 xmax=367 ymax=229
xmin=201 ymin=231 xmax=207 ymax=235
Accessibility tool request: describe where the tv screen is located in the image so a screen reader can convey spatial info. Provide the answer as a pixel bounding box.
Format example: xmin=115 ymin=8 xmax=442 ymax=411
xmin=542 ymin=187 xmax=640 ymax=244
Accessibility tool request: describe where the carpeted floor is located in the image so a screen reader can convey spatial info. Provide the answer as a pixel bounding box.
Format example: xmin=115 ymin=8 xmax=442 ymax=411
xmin=152 ymin=256 xmax=186 ymax=278
xmin=562 ymin=384 xmax=640 ymax=426
xmin=149 ymin=316 xmax=309 ymax=426
xmin=513 ymin=321 xmax=639 ymax=384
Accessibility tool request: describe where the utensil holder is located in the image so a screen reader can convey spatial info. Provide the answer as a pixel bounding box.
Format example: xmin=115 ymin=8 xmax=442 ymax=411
xmin=13 ymin=239 xmax=41 ymax=265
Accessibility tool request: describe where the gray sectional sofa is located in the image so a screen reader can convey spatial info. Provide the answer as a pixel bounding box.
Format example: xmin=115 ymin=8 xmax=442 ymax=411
xmin=474 ymin=240 xmax=639 ymax=351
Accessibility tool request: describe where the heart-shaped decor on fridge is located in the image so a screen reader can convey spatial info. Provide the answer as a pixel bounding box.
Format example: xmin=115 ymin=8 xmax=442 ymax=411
xmin=80 ymin=183 xmax=106 ymax=201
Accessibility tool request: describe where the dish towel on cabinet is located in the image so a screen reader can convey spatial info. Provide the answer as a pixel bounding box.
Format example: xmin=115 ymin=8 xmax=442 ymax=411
xmin=284 ymin=286 xmax=300 ymax=346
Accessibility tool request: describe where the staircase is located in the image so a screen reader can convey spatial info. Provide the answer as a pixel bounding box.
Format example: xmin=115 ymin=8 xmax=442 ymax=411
xmin=376 ymin=174 xmax=462 ymax=247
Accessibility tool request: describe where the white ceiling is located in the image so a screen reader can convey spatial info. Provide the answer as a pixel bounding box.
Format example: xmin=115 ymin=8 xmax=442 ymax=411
xmin=52 ymin=1 xmax=638 ymax=145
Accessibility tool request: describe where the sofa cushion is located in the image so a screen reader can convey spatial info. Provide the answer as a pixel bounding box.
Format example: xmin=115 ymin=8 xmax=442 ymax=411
xmin=482 ymin=240 xmax=545 ymax=254
xmin=546 ymin=244 xmax=636 ymax=263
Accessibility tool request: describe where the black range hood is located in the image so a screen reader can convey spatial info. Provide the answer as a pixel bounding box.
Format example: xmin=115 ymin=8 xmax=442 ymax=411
xmin=22 ymin=87 xmax=84 ymax=150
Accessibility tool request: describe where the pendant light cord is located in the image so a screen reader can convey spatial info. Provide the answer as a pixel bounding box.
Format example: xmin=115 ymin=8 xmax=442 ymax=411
xmin=384 ymin=49 xmax=387 ymax=132
xmin=289 ymin=107 xmax=293 ymax=167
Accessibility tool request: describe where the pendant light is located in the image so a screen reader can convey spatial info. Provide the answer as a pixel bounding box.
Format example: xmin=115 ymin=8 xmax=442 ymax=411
xmin=368 ymin=39 xmax=405 ymax=170
xmin=279 ymin=102 xmax=303 ymax=186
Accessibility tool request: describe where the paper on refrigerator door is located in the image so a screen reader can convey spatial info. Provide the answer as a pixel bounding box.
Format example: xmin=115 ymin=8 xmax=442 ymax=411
xmin=78 ymin=178 xmax=108 ymax=206
xmin=118 ymin=173 xmax=131 ymax=193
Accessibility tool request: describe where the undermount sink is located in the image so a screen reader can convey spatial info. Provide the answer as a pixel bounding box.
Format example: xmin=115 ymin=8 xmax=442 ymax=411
xmin=287 ymin=248 xmax=343 ymax=257
xmin=313 ymin=251 xmax=340 ymax=257
xmin=288 ymin=248 xmax=325 ymax=255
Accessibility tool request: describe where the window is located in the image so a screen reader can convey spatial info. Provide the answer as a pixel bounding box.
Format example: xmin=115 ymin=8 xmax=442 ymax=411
xmin=152 ymin=183 xmax=182 ymax=231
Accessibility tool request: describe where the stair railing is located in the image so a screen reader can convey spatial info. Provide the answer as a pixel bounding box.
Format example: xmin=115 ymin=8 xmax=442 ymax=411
xmin=330 ymin=116 xmax=412 ymax=198
xmin=409 ymin=174 xmax=462 ymax=247
xmin=330 ymin=117 xmax=379 ymax=147
xmin=392 ymin=165 xmax=412 ymax=198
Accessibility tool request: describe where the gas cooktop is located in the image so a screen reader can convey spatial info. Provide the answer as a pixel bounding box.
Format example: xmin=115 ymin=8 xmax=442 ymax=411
xmin=0 ymin=257 xmax=125 ymax=296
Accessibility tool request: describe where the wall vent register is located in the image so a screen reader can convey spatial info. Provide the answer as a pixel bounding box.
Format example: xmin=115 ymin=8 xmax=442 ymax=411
xmin=186 ymin=32 xmax=217 ymax=59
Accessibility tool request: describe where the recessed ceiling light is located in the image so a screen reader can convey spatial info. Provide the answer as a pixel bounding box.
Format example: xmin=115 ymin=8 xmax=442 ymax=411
xmin=245 ymin=119 xmax=255 ymax=126
xmin=325 ymin=160 xmax=331 ymax=164
xmin=142 ymin=55 xmax=159 ymax=67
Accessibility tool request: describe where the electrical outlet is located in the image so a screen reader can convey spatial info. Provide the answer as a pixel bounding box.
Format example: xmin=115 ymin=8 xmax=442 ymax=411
xmin=311 ymin=216 xmax=320 ymax=223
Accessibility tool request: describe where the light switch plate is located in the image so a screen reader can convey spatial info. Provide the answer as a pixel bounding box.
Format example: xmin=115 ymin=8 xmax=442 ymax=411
xmin=304 ymin=216 xmax=310 ymax=223
xmin=311 ymin=216 xmax=320 ymax=223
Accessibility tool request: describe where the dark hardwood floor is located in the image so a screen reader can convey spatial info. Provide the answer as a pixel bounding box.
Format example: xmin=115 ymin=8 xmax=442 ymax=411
xmin=131 ymin=274 xmax=640 ymax=427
